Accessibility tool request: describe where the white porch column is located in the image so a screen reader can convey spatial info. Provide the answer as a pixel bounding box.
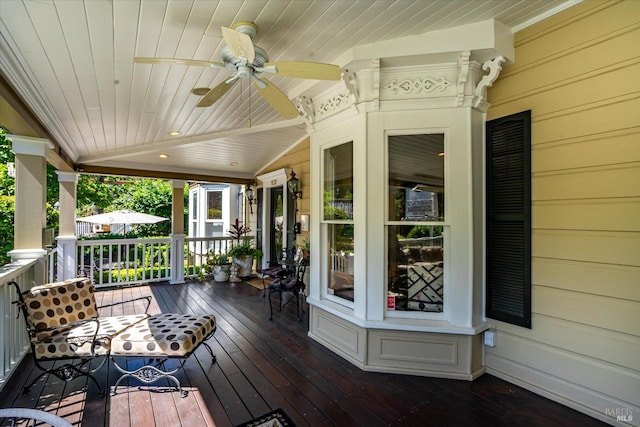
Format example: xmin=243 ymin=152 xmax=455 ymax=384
xmin=170 ymin=179 xmax=185 ymax=284
xmin=8 ymin=135 xmax=52 ymax=285
xmin=56 ymin=171 xmax=78 ymax=280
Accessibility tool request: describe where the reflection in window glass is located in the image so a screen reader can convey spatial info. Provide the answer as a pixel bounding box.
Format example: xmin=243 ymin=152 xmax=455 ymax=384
xmin=326 ymin=224 xmax=355 ymax=301
xmin=192 ymin=193 xmax=198 ymax=220
xmin=323 ymin=141 xmax=354 ymax=301
xmin=324 ymin=142 xmax=353 ymax=220
xmin=388 ymin=225 xmax=443 ymax=312
xmin=387 ymin=134 xmax=444 ymax=313
xmin=388 ymin=134 xmax=444 ymax=222
xmin=207 ymin=191 xmax=223 ymax=220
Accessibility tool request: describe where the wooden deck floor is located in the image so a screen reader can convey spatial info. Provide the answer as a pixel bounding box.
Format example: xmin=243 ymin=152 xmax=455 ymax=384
xmin=0 ymin=279 xmax=606 ymax=427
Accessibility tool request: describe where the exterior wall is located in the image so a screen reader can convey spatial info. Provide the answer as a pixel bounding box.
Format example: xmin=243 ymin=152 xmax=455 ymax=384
xmin=256 ymin=137 xmax=311 ymax=245
xmin=485 ymin=1 xmax=640 ymax=424
xmin=309 ymin=307 xmax=484 ymax=380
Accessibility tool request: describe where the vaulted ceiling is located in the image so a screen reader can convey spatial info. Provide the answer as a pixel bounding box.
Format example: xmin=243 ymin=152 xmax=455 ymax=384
xmin=0 ymin=0 xmax=577 ymax=183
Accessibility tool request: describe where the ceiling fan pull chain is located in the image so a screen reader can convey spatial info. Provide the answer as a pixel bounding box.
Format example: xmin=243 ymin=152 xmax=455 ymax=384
xmin=248 ymin=80 xmax=252 ymax=128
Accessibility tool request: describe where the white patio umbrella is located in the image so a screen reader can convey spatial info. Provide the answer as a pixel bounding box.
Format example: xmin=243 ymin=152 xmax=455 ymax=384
xmin=76 ymin=209 xmax=168 ymax=234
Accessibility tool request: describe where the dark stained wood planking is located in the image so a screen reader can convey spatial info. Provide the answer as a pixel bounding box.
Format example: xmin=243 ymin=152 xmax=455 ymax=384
xmin=0 ymin=280 xmax=608 ymax=427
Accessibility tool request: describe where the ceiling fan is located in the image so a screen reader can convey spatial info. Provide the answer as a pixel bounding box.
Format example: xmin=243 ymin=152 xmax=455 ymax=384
xmin=134 ymin=21 xmax=341 ymax=119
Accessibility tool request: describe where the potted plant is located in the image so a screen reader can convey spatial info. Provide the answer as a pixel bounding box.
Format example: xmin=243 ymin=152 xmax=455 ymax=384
xmin=227 ymin=218 xmax=263 ymax=277
xmin=228 ymin=239 xmax=263 ymax=277
xmin=205 ymin=251 xmax=231 ymax=282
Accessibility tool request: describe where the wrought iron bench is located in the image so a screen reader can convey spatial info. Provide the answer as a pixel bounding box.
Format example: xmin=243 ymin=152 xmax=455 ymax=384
xmin=10 ymin=278 xmax=216 ymax=398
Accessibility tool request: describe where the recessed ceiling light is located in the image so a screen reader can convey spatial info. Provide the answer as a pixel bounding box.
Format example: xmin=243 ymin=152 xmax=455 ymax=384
xmin=159 ymin=154 xmax=169 ymax=159
xmin=230 ymin=161 xmax=239 ymax=166
xmin=168 ymin=131 xmax=181 ymax=136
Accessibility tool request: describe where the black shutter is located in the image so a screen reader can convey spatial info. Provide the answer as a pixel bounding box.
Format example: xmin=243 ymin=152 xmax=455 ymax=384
xmin=486 ymin=110 xmax=532 ymax=328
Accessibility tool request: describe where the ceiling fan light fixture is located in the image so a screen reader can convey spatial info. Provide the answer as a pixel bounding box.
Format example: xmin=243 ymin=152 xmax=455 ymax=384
xmin=237 ymin=64 xmax=252 ymax=79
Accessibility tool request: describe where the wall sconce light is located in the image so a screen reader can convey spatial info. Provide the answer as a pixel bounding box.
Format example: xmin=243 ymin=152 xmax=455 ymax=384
xmin=288 ymin=169 xmax=302 ymax=234
xmin=287 ymin=169 xmax=302 ymax=199
xmin=245 ymin=182 xmax=256 ymax=214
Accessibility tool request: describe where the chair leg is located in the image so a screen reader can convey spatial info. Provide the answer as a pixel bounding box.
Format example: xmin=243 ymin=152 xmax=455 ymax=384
xmin=300 ymin=285 xmax=306 ymax=315
xmin=268 ymin=290 xmax=274 ymax=320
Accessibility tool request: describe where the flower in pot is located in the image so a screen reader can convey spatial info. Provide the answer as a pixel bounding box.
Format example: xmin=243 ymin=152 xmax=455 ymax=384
xmin=227 ymin=218 xmax=263 ymax=278
xmin=228 ymin=239 xmax=263 ymax=278
xmin=205 ymin=251 xmax=231 ymax=282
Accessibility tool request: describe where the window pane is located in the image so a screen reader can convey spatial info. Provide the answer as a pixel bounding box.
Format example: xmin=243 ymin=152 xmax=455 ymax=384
xmin=192 ymin=193 xmax=198 ymax=220
xmin=388 ymin=134 xmax=444 ymax=221
xmin=327 ymin=224 xmax=354 ymax=301
xmin=205 ymin=222 xmax=224 ymax=236
xmin=324 ymin=141 xmax=353 ymax=220
xmin=207 ymin=191 xmax=222 ymax=220
xmin=388 ymin=225 xmax=444 ymax=312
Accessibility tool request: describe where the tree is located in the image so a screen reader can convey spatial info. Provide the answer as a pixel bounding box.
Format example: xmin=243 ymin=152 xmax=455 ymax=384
xmin=113 ymin=179 xmax=174 ymax=237
xmin=0 ymin=128 xmax=188 ymax=264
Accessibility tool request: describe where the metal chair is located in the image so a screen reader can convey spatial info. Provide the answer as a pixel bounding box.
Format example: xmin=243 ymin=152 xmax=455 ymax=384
xmin=267 ymin=258 xmax=308 ymax=321
xmin=258 ymin=247 xmax=295 ymax=297
xmin=0 ymin=408 xmax=72 ymax=427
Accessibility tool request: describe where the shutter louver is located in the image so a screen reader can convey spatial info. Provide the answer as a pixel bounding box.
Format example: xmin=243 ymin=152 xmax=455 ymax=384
xmin=486 ymin=111 xmax=531 ymax=328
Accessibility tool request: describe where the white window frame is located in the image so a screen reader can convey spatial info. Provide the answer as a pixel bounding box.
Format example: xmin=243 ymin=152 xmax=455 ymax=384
xmin=384 ymin=130 xmax=450 ymax=321
xmin=321 ymin=139 xmax=355 ymax=308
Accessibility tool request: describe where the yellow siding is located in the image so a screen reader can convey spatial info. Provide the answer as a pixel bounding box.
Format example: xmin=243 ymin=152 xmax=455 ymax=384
xmin=486 ymin=0 xmax=640 ymax=422
xmin=257 ymin=137 xmax=311 ymax=242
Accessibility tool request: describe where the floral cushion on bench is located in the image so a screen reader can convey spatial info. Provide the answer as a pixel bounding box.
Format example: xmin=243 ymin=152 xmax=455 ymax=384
xmin=110 ymin=313 xmax=216 ymax=358
xmin=21 ymin=278 xmax=97 ymax=342
xmin=33 ymin=314 xmax=150 ymax=359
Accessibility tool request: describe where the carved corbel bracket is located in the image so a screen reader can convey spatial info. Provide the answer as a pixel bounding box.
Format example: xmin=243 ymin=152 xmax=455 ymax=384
xmin=456 ymin=51 xmax=471 ymax=107
xmin=296 ymin=95 xmax=315 ymax=131
xmin=473 ymin=56 xmax=505 ymax=109
xmin=342 ymin=68 xmax=359 ymax=104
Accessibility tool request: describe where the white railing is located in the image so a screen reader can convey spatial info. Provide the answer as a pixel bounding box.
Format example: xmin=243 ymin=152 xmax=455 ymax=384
xmin=46 ymin=247 xmax=58 ymax=283
xmin=398 ymin=235 xmax=443 ymax=247
xmin=0 ymin=259 xmax=36 ymax=390
xmin=184 ymin=236 xmax=236 ymax=279
xmin=331 ymin=251 xmax=354 ymax=275
xmin=75 ymin=236 xmax=240 ymax=287
xmin=76 ymin=237 xmax=171 ymax=288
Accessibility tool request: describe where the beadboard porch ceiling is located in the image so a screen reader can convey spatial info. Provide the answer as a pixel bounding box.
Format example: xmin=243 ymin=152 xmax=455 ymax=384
xmin=0 ymin=0 xmax=576 ymax=182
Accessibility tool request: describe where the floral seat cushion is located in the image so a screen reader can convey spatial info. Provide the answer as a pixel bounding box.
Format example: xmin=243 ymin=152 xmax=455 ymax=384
xmin=110 ymin=313 xmax=216 ymax=358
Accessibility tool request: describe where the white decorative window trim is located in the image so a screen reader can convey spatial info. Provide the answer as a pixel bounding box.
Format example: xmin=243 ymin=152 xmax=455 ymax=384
xmin=384 ymin=77 xmax=452 ymax=95
xmin=316 ymin=93 xmax=352 ymax=118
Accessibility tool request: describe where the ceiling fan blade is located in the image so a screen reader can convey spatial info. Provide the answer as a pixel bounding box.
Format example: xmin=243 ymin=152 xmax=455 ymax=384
xmin=264 ymin=61 xmax=341 ymax=80
xmin=253 ymin=78 xmax=299 ymax=119
xmin=221 ymin=26 xmax=255 ymax=63
xmin=134 ymin=57 xmax=224 ymax=68
xmin=197 ymin=78 xmax=239 ymax=107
